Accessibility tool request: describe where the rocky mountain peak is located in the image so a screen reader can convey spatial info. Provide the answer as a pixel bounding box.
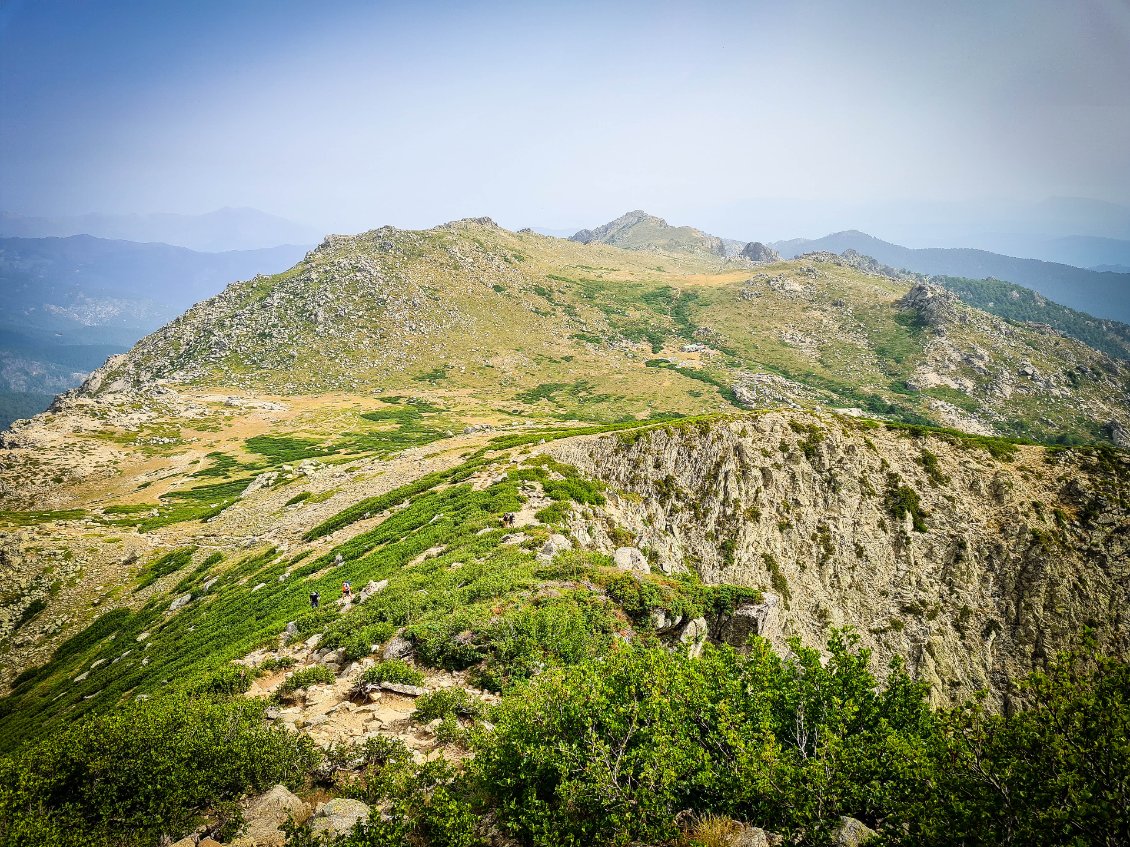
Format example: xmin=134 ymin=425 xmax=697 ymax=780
xmin=739 ymin=241 xmax=780 ymax=263
xmin=571 ymin=210 xmax=745 ymax=258
xmin=570 ymin=210 xmax=667 ymax=244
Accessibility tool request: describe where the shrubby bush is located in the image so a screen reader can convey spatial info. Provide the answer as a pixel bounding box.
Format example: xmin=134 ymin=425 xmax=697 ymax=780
xmin=276 ymin=665 xmax=336 ymax=698
xmin=329 ymin=634 xmax=1129 ymax=847
xmin=411 ymin=688 xmax=483 ymax=722
xmin=0 ymin=696 xmax=317 ymax=847
xmin=352 ymin=659 xmax=424 ymax=693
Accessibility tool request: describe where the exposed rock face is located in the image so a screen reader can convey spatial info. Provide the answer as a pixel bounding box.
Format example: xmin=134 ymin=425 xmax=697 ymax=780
xmin=571 ymin=210 xmax=660 ymax=245
xmin=714 ymin=595 xmax=783 ymax=647
xmin=740 ymin=242 xmax=781 ymax=263
xmin=838 ymin=249 xmax=911 ymax=280
xmin=231 ymin=784 xmax=310 ymax=847
xmin=614 ymin=546 xmax=650 ymax=573
xmin=833 ymin=816 xmax=877 ymax=846
xmin=1105 ymin=419 xmax=1130 ymax=448
xmin=898 ymin=281 xmax=964 ymax=330
xmin=383 ymin=635 xmax=415 ymax=661
xmin=552 ymin=413 xmax=1130 ymax=708
xmin=310 ymin=798 xmax=371 ymax=837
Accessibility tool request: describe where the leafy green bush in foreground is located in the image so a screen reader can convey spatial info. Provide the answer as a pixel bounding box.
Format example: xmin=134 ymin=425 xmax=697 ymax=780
xmin=347 ymin=635 xmax=1129 ymax=847
xmin=0 ymin=696 xmax=318 ymax=847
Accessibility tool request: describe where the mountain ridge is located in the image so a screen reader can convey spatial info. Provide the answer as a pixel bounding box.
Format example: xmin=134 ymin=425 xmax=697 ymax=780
xmin=571 ymin=209 xmax=749 ymax=258
xmin=0 ymin=235 xmax=312 ymax=428
xmin=773 ymin=229 xmax=1130 ymax=323
xmin=0 ymin=207 xmax=321 ymax=253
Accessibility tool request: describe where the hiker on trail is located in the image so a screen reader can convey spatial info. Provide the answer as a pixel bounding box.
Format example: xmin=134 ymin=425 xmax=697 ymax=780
xmin=309 ymin=591 xmax=320 ymax=609
xmin=341 ymin=582 xmax=353 ymax=602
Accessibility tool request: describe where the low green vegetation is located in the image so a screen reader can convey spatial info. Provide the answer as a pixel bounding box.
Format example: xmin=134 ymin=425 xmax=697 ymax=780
xmin=0 ymin=509 xmax=86 ymax=526
xmin=277 ymin=636 xmax=1128 ymax=847
xmin=5 ymin=634 xmax=1125 ymax=847
xmin=937 ymin=274 xmax=1130 ymax=360
xmin=0 ymin=696 xmax=317 ymax=847
xmin=134 ymin=547 xmax=197 ymax=590
xmin=276 ymin=665 xmax=336 ymax=697
xmin=354 ymin=659 xmax=424 ymax=689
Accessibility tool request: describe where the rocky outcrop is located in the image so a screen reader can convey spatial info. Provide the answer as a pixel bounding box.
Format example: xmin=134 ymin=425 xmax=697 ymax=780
xmin=571 ymin=210 xmax=744 ymax=258
xmin=740 ymin=242 xmax=781 ymax=263
xmin=552 ymin=412 xmax=1130 ymax=708
xmin=309 ymin=798 xmax=371 ymax=838
xmin=833 ymin=816 xmax=877 ymax=846
xmin=231 ymin=784 xmax=310 ymax=847
xmin=571 ymin=210 xmax=660 ymax=245
xmin=897 ymin=281 xmax=965 ymax=330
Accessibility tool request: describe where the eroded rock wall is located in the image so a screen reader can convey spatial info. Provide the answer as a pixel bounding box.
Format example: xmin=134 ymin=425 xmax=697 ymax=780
xmin=551 ymin=413 xmax=1129 ymax=708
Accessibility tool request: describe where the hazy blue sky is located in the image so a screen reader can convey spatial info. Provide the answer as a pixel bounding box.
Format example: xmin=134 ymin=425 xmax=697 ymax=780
xmin=2 ymin=0 xmax=1128 ymax=243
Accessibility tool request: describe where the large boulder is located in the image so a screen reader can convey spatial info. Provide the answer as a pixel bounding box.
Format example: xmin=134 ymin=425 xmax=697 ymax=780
xmin=739 ymin=241 xmax=781 ymax=263
xmin=383 ymin=635 xmax=415 ymax=660
xmin=613 ymin=547 xmax=650 ymax=573
xmin=538 ymin=534 xmax=573 ymax=560
xmin=168 ymin=593 xmax=192 ymax=612
xmin=310 ymin=798 xmax=371 ymax=838
xmin=833 ymin=816 xmax=877 ymax=846
xmin=230 ymin=784 xmax=310 ymax=847
xmin=680 ymin=617 xmax=709 ymax=658
xmin=728 ymin=825 xmax=784 ymax=846
xmin=714 ymin=594 xmax=782 ymax=648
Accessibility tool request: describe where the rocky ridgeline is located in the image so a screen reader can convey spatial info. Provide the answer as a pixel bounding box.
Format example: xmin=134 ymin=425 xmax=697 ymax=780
xmin=552 ymin=412 xmax=1130 ymax=708
xmin=35 ymin=215 xmax=1125 ymax=448
xmin=80 ymin=221 xmax=527 ymax=395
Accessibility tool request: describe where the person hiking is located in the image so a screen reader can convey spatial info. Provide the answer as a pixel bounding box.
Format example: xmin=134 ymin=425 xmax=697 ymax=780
xmin=309 ymin=590 xmax=320 ymax=609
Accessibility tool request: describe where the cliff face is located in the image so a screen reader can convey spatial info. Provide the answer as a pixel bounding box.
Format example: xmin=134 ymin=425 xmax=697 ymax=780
xmin=551 ymin=413 xmax=1130 ymax=707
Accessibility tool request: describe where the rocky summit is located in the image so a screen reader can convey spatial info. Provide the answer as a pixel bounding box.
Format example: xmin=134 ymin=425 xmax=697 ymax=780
xmin=0 ymin=213 xmax=1127 ymax=847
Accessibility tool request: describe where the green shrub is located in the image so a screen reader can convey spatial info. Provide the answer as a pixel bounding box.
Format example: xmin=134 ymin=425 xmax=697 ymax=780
xmin=0 ymin=696 xmax=317 ymax=847
xmin=184 ymin=664 xmax=253 ymax=698
xmin=338 ymin=622 xmax=397 ymax=661
xmin=884 ymin=475 xmax=927 ymax=532
xmin=533 ymin=548 xmax=610 ymax=581
xmin=412 ymin=688 xmax=483 ymax=722
xmin=277 ymin=665 xmax=336 ymax=696
xmin=255 ymin=656 xmax=296 ymax=674
xmin=534 ymin=500 xmax=571 ymax=524
xmin=473 ymin=595 xmax=616 ymax=691
xmin=467 ymin=633 xmax=929 ymax=846
xmin=134 ymin=547 xmax=197 ymax=590
xmin=354 ymin=660 xmax=425 ymax=693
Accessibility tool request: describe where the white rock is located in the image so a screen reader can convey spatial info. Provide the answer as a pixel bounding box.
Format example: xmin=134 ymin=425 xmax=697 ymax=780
xmin=538 ymin=534 xmax=573 ymax=560
xmin=613 ymin=547 xmax=650 ymax=573
xmin=168 ymin=593 xmax=192 ymax=612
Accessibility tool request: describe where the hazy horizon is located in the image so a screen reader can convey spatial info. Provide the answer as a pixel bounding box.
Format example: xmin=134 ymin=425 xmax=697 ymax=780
xmin=2 ymin=0 xmax=1129 ymax=246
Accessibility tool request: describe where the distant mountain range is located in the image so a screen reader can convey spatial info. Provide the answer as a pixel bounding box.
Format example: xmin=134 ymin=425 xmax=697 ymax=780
xmin=0 ymin=235 xmax=311 ymax=428
xmin=0 ymin=207 xmax=322 ymax=253
xmin=958 ymin=234 xmax=1130 ymax=270
xmin=771 ymin=230 xmax=1130 ymax=324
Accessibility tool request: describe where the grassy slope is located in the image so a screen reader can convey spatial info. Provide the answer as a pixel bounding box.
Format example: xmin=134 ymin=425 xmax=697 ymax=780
xmin=0 ymin=416 xmax=749 ymax=750
xmin=102 ymin=222 xmax=1130 ymax=445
